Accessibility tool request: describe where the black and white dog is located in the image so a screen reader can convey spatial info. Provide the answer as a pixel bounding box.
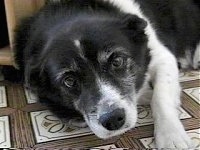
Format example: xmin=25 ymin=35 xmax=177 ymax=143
xmin=14 ymin=0 xmax=199 ymax=148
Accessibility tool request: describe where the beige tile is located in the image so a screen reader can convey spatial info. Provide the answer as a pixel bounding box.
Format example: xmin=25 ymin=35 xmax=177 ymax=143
xmin=179 ymin=71 xmax=200 ymax=82
xmin=0 ymin=116 xmax=11 ymax=148
xmin=30 ymin=110 xmax=92 ymax=143
xmin=139 ymin=128 xmax=200 ymax=149
xmin=187 ymin=128 xmax=200 ymax=148
xmin=136 ymin=106 xmax=191 ymax=127
xmin=183 ymin=87 xmax=200 ymax=104
xmin=0 ymin=86 xmax=7 ymax=108
xmin=91 ymin=144 xmax=117 ymax=150
xmin=139 ymin=137 xmax=155 ymax=149
xmin=24 ymin=88 xmax=38 ymax=104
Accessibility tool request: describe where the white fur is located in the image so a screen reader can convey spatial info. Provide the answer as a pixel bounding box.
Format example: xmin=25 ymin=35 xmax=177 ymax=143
xmin=85 ymin=81 xmax=137 ymax=139
xmin=178 ymin=57 xmax=190 ymax=69
xmin=185 ymin=50 xmax=193 ymax=67
xmin=74 ymin=39 xmax=85 ymax=59
xmin=104 ymin=0 xmax=192 ymax=148
xmin=178 ymin=50 xmax=193 ymax=69
xmin=136 ymin=74 xmax=153 ymax=105
xmin=193 ymin=42 xmax=200 ymax=69
xmin=99 ymin=82 xmax=121 ymax=103
xmin=74 ymin=39 xmax=81 ymax=49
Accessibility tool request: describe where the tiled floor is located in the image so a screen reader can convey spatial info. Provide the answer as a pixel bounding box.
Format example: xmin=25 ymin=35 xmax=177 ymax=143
xmin=139 ymin=128 xmax=200 ymax=149
xmin=184 ymin=87 xmax=200 ymax=104
xmin=24 ymin=88 xmax=38 ymax=104
xmin=0 ymin=116 xmax=11 ymax=148
xmin=0 ymin=86 xmax=7 ymax=108
xmin=30 ymin=110 xmax=92 ymax=143
xmin=136 ymin=106 xmax=192 ymax=127
xmin=92 ymin=144 xmax=118 ymax=149
xmin=0 ymin=70 xmax=199 ymax=149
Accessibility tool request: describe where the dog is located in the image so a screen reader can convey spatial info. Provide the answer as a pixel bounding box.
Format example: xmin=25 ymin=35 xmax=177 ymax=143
xmin=13 ymin=0 xmax=199 ymax=148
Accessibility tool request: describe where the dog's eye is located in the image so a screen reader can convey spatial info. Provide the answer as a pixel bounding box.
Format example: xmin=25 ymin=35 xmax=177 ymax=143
xmin=63 ymin=76 xmax=76 ymax=88
xmin=111 ymin=57 xmax=124 ymax=68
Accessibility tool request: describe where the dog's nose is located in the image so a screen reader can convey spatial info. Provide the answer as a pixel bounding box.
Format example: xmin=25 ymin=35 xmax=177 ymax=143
xmin=99 ymin=108 xmax=125 ymax=130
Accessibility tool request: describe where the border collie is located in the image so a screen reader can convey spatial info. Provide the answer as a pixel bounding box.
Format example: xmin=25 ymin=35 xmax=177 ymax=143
xmin=13 ymin=0 xmax=199 ymax=148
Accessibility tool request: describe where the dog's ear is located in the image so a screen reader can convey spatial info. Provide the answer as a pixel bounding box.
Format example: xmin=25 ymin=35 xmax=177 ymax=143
xmin=24 ymin=57 xmax=47 ymax=89
xmin=121 ymin=14 xmax=147 ymax=32
xmin=120 ymin=14 xmax=147 ymax=40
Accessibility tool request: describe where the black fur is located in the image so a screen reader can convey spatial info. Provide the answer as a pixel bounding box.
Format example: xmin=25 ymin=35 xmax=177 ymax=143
xmin=13 ymin=0 xmax=149 ymax=120
xmin=136 ymin=0 xmax=200 ymax=58
xmin=10 ymin=0 xmax=200 ymax=122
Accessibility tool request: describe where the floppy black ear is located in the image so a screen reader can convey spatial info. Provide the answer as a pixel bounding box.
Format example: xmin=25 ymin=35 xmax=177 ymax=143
xmin=120 ymin=14 xmax=147 ymax=42
xmin=24 ymin=57 xmax=47 ymax=89
xmin=121 ymin=14 xmax=147 ymax=36
xmin=121 ymin=14 xmax=147 ymax=31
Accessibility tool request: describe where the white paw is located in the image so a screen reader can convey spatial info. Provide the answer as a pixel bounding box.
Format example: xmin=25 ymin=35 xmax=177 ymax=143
xmin=155 ymin=119 xmax=193 ymax=149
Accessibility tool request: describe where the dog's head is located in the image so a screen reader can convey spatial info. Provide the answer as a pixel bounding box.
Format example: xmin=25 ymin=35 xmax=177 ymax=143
xmin=27 ymin=14 xmax=149 ymax=138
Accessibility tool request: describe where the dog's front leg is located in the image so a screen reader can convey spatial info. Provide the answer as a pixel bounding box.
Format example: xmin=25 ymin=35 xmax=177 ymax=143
xmin=149 ymin=50 xmax=193 ymax=149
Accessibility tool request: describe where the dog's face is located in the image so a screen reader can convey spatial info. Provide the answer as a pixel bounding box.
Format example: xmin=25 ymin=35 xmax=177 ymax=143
xmin=34 ymin=14 xmax=148 ymax=138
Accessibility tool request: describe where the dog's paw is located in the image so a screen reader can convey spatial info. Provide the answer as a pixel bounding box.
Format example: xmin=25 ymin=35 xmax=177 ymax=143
xmin=155 ymin=119 xmax=193 ymax=149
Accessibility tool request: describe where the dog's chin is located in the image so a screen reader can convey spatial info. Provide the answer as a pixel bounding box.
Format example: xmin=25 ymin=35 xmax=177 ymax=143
xmin=84 ymin=104 xmax=137 ymax=139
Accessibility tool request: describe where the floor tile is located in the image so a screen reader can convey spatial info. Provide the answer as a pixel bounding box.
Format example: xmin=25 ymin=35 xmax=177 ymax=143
xmin=183 ymin=87 xmax=200 ymax=104
xmin=91 ymin=144 xmax=117 ymax=150
xmin=179 ymin=71 xmax=200 ymax=82
xmin=136 ymin=106 xmax=191 ymax=127
xmin=139 ymin=137 xmax=155 ymax=149
xmin=30 ymin=110 xmax=92 ymax=143
xmin=0 ymin=86 xmax=7 ymax=108
xmin=187 ymin=128 xmax=200 ymax=148
xmin=0 ymin=116 xmax=11 ymax=148
xmin=24 ymin=88 xmax=38 ymax=104
xmin=139 ymin=128 xmax=200 ymax=149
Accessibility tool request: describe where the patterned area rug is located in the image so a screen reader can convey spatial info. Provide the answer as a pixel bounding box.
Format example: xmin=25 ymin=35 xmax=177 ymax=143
xmin=0 ymin=71 xmax=199 ymax=149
